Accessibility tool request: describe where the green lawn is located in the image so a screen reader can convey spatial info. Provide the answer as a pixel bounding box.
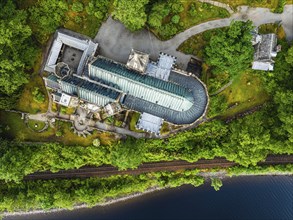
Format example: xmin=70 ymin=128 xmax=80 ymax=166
xmin=178 ymin=28 xmax=224 ymax=58
xmin=151 ymin=1 xmax=230 ymax=40
xmin=27 ymin=120 xmax=47 ymax=132
xmin=179 ymin=1 xmax=230 ymax=32
xmin=216 ymin=0 xmax=280 ymax=10
xmin=129 ymin=112 xmax=144 ymax=133
xmin=0 ymin=111 xmax=116 ymax=146
xmin=17 ymin=74 xmax=49 ymax=114
xmin=258 ymin=23 xmax=286 ymax=40
xmin=218 ymin=71 xmax=270 ymax=118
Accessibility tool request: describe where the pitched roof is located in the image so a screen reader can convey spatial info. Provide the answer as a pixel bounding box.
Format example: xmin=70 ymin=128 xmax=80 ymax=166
xmin=91 ymin=57 xmax=191 ymax=99
xmin=61 ymin=75 xmax=121 ymax=100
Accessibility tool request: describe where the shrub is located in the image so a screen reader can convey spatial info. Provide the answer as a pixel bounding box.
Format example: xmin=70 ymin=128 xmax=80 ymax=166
xmin=72 ymin=2 xmax=84 ymax=12
xmin=74 ymin=16 xmax=82 ymax=23
xmin=211 ymin=178 xmax=223 ymax=191
xmin=32 ymin=87 xmax=45 ymax=103
xmin=56 ymin=130 xmax=63 ymax=137
xmin=171 ymin=15 xmax=180 ymax=24
xmin=93 ymin=138 xmax=101 ymax=147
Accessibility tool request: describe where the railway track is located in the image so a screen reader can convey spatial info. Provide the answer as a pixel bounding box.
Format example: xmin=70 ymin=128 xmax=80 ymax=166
xmin=24 ymin=155 xmax=293 ymax=180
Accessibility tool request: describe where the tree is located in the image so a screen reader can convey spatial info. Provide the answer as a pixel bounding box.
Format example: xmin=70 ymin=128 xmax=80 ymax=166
xmin=204 ymin=21 xmax=254 ymax=78
xmin=211 ymin=178 xmax=223 ymax=191
xmin=171 ymin=15 xmax=180 ymax=24
xmin=29 ymin=0 xmax=68 ymax=43
xmin=188 ymin=3 xmax=197 ymax=17
xmin=113 ymin=0 xmax=149 ymax=31
xmin=0 ymin=0 xmax=36 ymax=96
xmin=71 ymin=2 xmax=84 ymax=12
xmin=111 ymin=137 xmax=147 ymax=170
xmin=221 ymin=111 xmax=271 ymax=166
xmin=86 ymin=0 xmax=110 ymax=21
xmin=285 ymin=45 xmax=293 ymax=65
xmin=32 ymin=87 xmax=45 ymax=103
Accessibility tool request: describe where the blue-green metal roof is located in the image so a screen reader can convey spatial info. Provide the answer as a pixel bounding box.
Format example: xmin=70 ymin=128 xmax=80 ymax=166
xmin=91 ymin=57 xmax=191 ymax=98
xmin=61 ymin=75 xmax=121 ymax=100
xmin=47 ymin=74 xmax=59 ymax=82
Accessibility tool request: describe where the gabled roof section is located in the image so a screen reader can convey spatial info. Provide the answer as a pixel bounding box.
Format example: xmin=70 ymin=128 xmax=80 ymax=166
xmin=91 ymin=56 xmax=191 ymax=99
xmin=61 ymin=75 xmax=121 ymax=100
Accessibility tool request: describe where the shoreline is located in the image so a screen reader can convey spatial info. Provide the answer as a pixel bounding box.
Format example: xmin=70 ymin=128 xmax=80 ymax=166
xmin=2 ymin=172 xmax=292 ymax=218
xmin=2 ymin=187 xmax=165 ymax=218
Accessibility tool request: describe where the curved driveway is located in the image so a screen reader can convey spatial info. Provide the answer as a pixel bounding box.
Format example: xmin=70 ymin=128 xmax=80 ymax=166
xmin=95 ymin=5 xmax=293 ymax=69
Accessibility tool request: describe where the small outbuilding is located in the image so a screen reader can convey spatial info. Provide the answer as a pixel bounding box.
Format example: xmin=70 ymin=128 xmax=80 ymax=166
xmin=252 ymin=33 xmax=280 ymax=71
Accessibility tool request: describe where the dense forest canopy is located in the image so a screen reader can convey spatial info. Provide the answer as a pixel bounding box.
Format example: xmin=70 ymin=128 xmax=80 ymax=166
xmin=204 ymin=21 xmax=254 ymax=79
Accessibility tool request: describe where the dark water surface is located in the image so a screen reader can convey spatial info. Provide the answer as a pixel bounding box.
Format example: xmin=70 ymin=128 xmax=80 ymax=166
xmin=6 ymin=176 xmax=293 ymax=220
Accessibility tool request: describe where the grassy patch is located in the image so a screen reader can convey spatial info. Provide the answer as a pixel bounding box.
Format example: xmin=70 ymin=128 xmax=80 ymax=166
xmin=258 ymin=23 xmax=286 ymax=40
xmin=63 ymin=0 xmax=102 ymax=38
xmin=216 ymin=0 xmax=279 ymax=10
xmin=151 ymin=1 xmax=230 ymax=40
xmin=178 ymin=28 xmax=223 ymax=58
xmin=179 ymin=1 xmax=230 ymax=31
xmin=160 ymin=122 xmax=170 ymax=135
xmin=27 ymin=120 xmax=47 ymax=132
xmin=129 ymin=112 xmax=144 ymax=133
xmin=218 ymin=71 xmax=270 ymax=118
xmin=16 ymin=74 xmax=48 ymax=114
xmin=0 ymin=111 xmax=116 ymax=146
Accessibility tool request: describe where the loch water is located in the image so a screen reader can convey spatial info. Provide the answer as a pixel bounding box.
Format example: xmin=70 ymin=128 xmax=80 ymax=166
xmin=6 ymin=176 xmax=293 ymax=220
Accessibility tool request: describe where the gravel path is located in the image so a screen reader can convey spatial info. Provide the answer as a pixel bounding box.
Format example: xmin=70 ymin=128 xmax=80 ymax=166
xmin=95 ymin=5 xmax=293 ymax=69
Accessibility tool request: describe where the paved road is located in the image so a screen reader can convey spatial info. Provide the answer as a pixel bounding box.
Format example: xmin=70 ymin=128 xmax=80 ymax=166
xmin=24 ymin=155 xmax=293 ymax=180
xmin=95 ymin=5 xmax=293 ymax=69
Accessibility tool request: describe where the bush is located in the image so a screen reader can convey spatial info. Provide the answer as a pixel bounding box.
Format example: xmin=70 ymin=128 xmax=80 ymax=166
xmin=274 ymin=0 xmax=286 ymax=13
xmin=56 ymin=130 xmax=63 ymax=137
xmin=74 ymin=16 xmax=82 ymax=23
xmin=92 ymin=138 xmax=101 ymax=147
xmin=211 ymin=178 xmax=223 ymax=191
xmin=171 ymin=15 xmax=180 ymax=24
xmin=72 ymin=2 xmax=84 ymax=12
xmin=188 ymin=3 xmax=197 ymax=17
xmin=32 ymin=87 xmax=45 ymax=103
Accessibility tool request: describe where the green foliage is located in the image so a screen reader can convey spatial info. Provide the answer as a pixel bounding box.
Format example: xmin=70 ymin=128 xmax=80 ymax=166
xmin=92 ymin=138 xmax=101 ymax=147
xmin=111 ymin=138 xmax=147 ymax=170
xmin=86 ymin=0 xmax=110 ymax=21
xmin=74 ymin=16 xmax=82 ymax=24
xmin=113 ymin=0 xmax=149 ymax=31
xmin=0 ymin=170 xmax=204 ymax=212
xmin=0 ymin=1 xmax=37 ymax=96
xmin=0 ymin=96 xmax=19 ymax=110
xmin=204 ymin=21 xmax=254 ymax=78
xmin=29 ymin=0 xmax=69 ymax=43
xmin=210 ymin=178 xmax=222 ymax=191
xmin=71 ymin=2 xmax=84 ymax=12
xmin=188 ymin=3 xmax=197 ymax=17
xmin=228 ymin=164 xmax=293 ymax=176
xmin=171 ymin=15 xmax=180 ymax=24
xmin=208 ymin=95 xmax=228 ymax=118
xmin=221 ymin=111 xmax=271 ymax=166
xmin=285 ymin=45 xmax=293 ymax=65
xmin=0 ymin=139 xmax=110 ymax=182
xmin=147 ymin=0 xmax=183 ymax=38
xmin=274 ymin=0 xmax=286 ymax=13
xmin=55 ymin=130 xmax=63 ymax=137
xmin=32 ymin=87 xmax=45 ymax=103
